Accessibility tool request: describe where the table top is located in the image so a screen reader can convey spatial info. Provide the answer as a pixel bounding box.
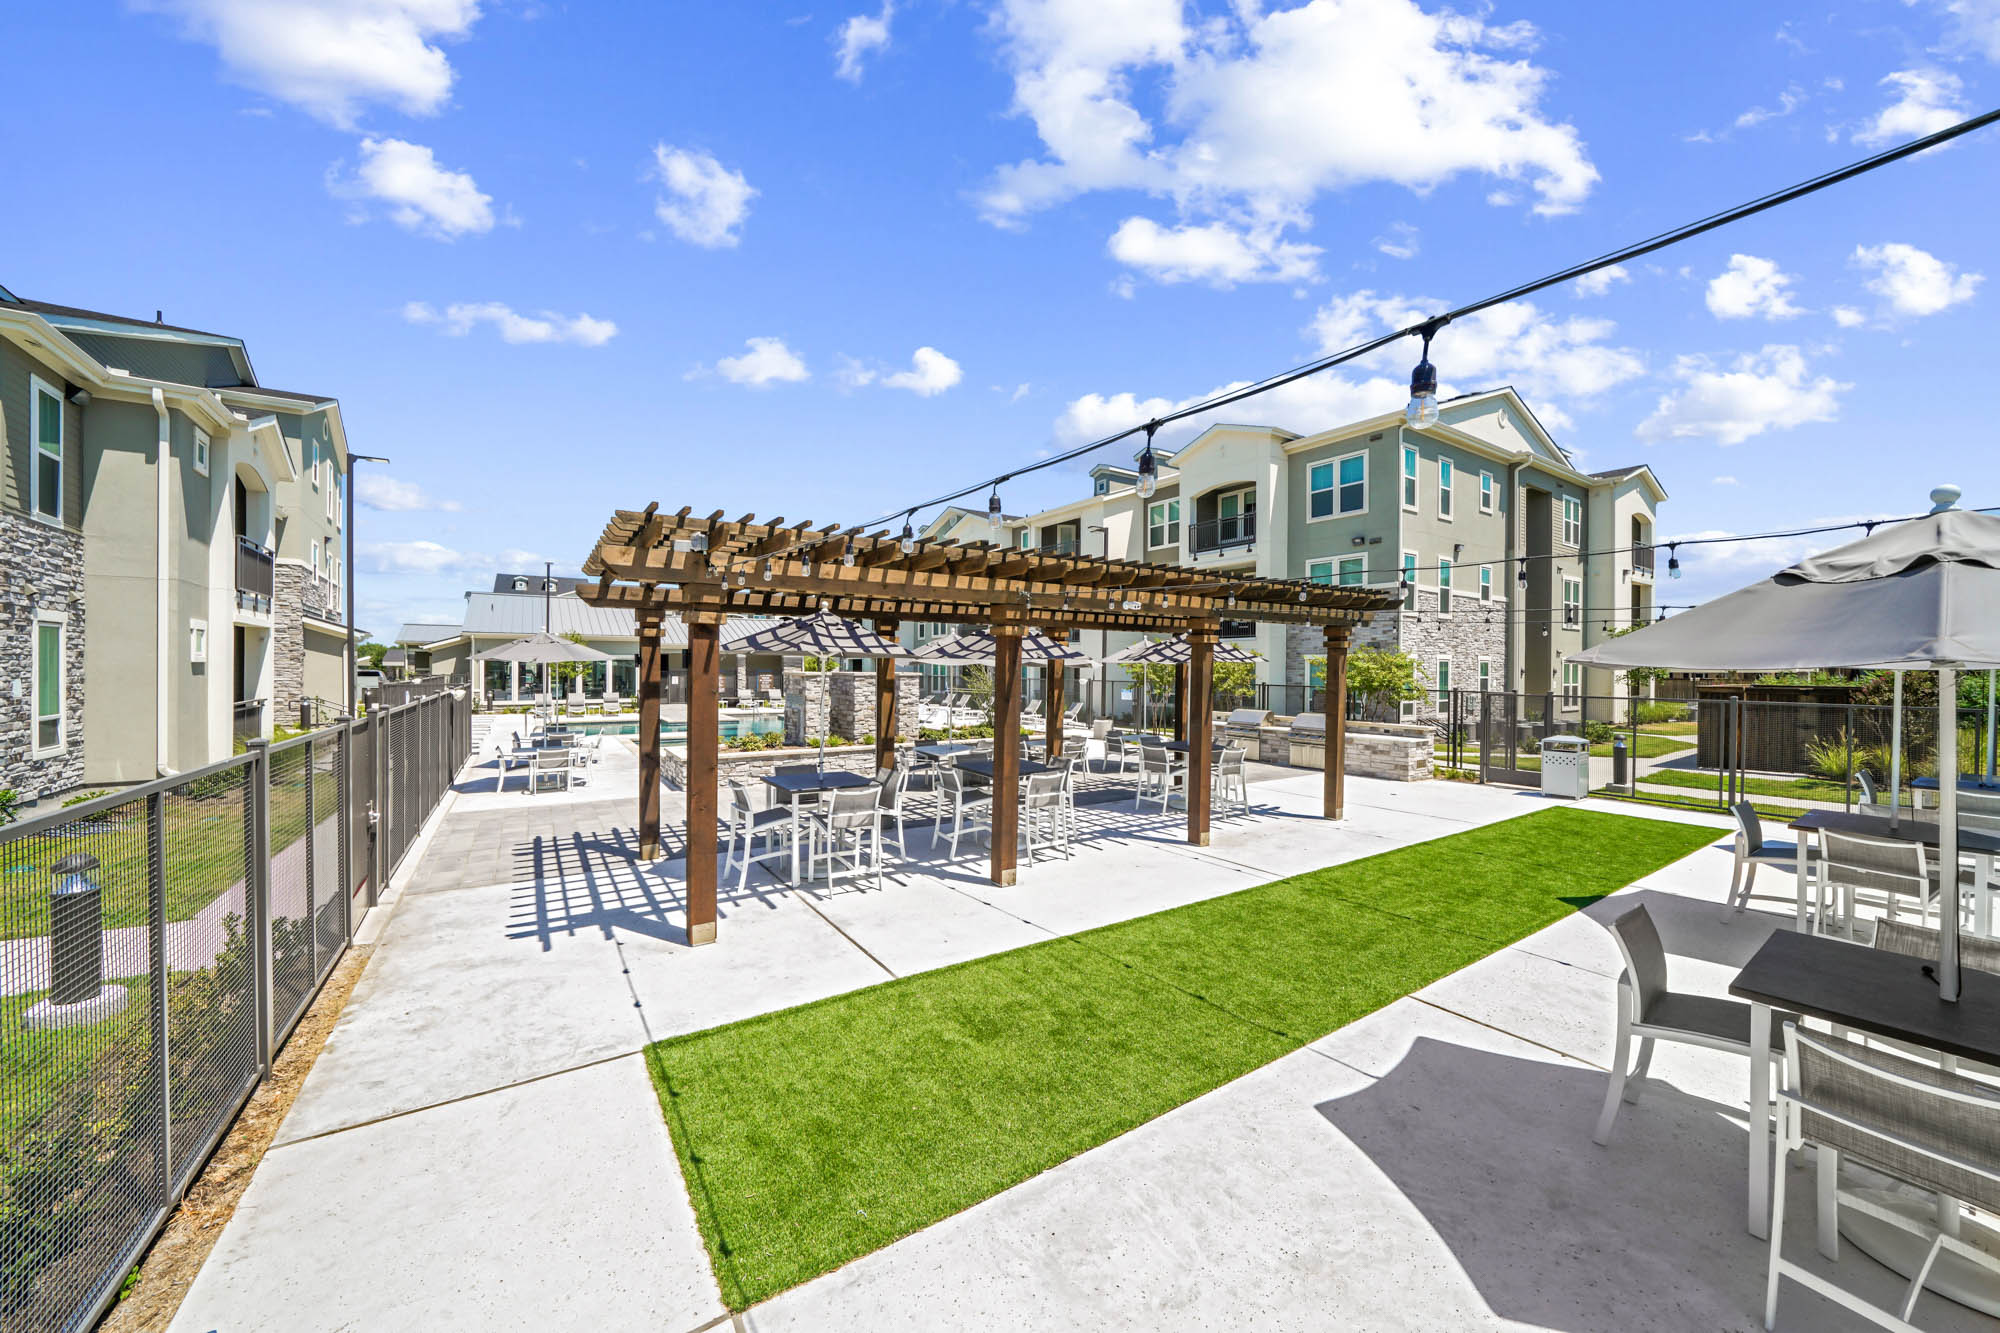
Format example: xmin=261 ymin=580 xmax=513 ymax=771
xmin=1730 ymin=928 xmax=2000 ymax=1066
xmin=1788 ymin=809 xmax=2000 ymax=855
xmin=955 ymin=757 xmax=1053 ymax=778
xmin=762 ymin=770 xmax=875 ymax=794
xmin=914 ymin=743 xmax=980 ymax=759
xmin=1911 ymin=775 xmax=2000 ymax=792
xmin=1159 ymin=740 xmax=1227 ymax=754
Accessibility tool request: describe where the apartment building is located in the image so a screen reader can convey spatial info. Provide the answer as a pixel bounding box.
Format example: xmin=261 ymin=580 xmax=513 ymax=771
xmin=943 ymin=388 xmax=1665 ymax=720
xmin=0 ymin=286 xmax=354 ymax=804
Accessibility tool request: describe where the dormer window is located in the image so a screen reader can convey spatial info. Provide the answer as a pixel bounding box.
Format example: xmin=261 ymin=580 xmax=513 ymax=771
xmin=543 ymin=579 xmax=557 ymax=591
xmin=1095 ymin=478 xmax=1109 ymax=495
xmin=513 ymin=577 xmax=528 ymax=592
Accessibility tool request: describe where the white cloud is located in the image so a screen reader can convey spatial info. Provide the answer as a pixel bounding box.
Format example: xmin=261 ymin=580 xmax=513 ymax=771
xmin=1852 ymin=242 xmax=1983 ymax=317
xmin=704 ymin=337 xmax=810 ymax=387
xmin=1713 ymin=475 xmax=1738 ymax=485
xmin=1853 ymin=68 xmax=1966 ymax=147
xmin=1734 ymin=85 xmax=1805 ymax=130
xmin=1831 ymin=305 xmax=1867 ymax=328
xmin=834 ymin=2 xmax=894 ymax=82
xmin=1927 ymin=0 xmax=2000 ymax=62
xmin=1306 ymin=289 xmax=1645 ymax=426
xmin=1705 ymin=254 xmax=1805 ymax=321
xmin=980 ymin=0 xmax=1597 ymax=278
xmin=1572 ymin=264 xmax=1629 ymax=297
xmin=1374 ymin=222 xmax=1420 ymax=260
xmin=1637 ymin=345 xmax=1849 ymax=445
xmin=357 ymin=474 xmax=461 ymax=512
xmin=138 ymin=0 xmax=480 ymax=128
xmin=883 ymin=346 xmax=963 ymax=396
xmin=403 ymin=300 xmax=617 ymax=345
xmin=1107 ymin=217 xmax=1321 ymax=286
xmin=1053 ymin=372 xmax=1408 ymax=450
xmin=361 ymin=539 xmax=482 ymax=575
xmin=648 ymin=145 xmax=755 ymax=248
xmin=331 ymin=137 xmax=494 ymax=239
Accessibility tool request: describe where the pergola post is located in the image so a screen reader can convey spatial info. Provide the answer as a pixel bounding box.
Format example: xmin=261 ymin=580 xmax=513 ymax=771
xmin=1324 ymin=625 xmax=1351 ymax=820
xmin=1045 ymin=654 xmax=1065 ymax=759
xmin=874 ymin=618 xmax=900 ymax=771
xmin=1187 ymin=623 xmax=1216 ymax=846
xmin=991 ymin=612 xmax=1023 ymax=887
xmin=637 ymin=612 xmax=664 ymax=859
xmin=1173 ymin=662 xmax=1187 ymax=742
xmin=685 ymin=615 xmax=721 ymax=945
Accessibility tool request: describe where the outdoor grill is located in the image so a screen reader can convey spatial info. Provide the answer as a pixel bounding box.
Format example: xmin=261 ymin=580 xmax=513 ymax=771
xmin=1288 ymin=712 xmax=1326 ymax=768
xmin=1222 ymin=707 xmax=1271 ymax=746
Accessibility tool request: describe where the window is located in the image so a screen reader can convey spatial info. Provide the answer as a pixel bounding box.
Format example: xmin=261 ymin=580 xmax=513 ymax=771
xmin=1018 ymin=529 xmax=1032 ymax=550
xmin=1401 ymin=445 xmax=1418 ymax=510
xmin=1479 ymin=470 xmax=1494 ymax=513
xmin=1562 ymin=660 xmax=1582 ymax=708
xmin=1562 ymin=495 xmax=1582 ymax=547
xmin=189 ymin=620 xmax=208 ymax=664
xmin=512 ymin=577 xmax=528 ymax=592
xmin=310 ymin=539 xmax=322 ymax=578
xmin=1147 ymin=499 xmax=1180 ymax=548
xmin=30 ymin=376 xmax=63 ymax=522
xmin=1338 ymin=555 xmax=1366 ymax=586
xmin=1562 ymin=575 xmax=1582 ymax=625
xmin=1478 ymin=658 xmax=1492 ymax=692
xmin=1306 ymin=558 xmax=1333 ymax=585
xmin=327 ymin=464 xmax=338 ymax=520
xmin=1310 ymin=451 xmax=1367 ymax=519
xmin=193 ymin=429 xmax=210 ymax=477
xmin=34 ymin=613 xmax=64 ymax=754
xmin=1438 ymin=557 xmax=1453 ymax=613
xmin=1438 ymin=458 xmax=1454 ymax=519
xmin=1480 ymin=565 xmax=1492 ymax=600
xmin=1402 ymin=550 xmax=1418 ymax=610
xmin=1095 ymin=478 xmax=1109 ymax=495
xmin=1435 ymin=657 xmax=1451 ymax=702
xmin=307 ymin=437 xmax=318 ymax=487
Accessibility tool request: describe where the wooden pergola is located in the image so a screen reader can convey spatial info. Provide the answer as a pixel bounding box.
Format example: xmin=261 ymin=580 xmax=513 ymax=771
xmin=580 ymin=505 xmax=1401 ymax=945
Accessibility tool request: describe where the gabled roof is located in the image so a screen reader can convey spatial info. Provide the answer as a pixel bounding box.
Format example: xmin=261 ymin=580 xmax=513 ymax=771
xmin=1588 ymin=463 xmax=1670 ymax=503
xmin=395 ymin=621 xmax=463 ymax=646
xmin=462 ymin=591 xmax=636 ymax=639
xmin=0 ymin=295 xmax=237 ymax=343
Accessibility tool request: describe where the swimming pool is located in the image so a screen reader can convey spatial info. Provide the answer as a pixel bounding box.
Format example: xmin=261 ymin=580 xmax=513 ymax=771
xmin=565 ymin=715 xmax=786 ymax=740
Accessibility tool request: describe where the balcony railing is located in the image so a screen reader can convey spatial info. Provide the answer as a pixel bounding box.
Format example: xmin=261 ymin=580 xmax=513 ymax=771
xmin=236 ymin=536 xmax=274 ymax=613
xmin=1632 ymin=542 xmax=1654 ymax=577
xmin=232 ymin=698 xmax=265 ymax=740
xmin=1036 ymin=539 xmax=1080 ymax=557
xmin=1189 ymin=512 xmax=1256 ymax=555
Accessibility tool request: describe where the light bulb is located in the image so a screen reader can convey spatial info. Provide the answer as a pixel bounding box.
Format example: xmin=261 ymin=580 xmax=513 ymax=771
xmin=842 ymin=547 xmax=856 ymax=567
xmin=988 ymin=487 xmax=1003 ymax=522
xmin=1517 ymin=563 xmax=1529 ymax=586
xmin=1666 ymin=545 xmax=1681 ymax=580
xmin=762 ymin=559 xmax=772 ymax=581
xmin=1136 ymin=447 xmax=1157 ymax=501
xmin=1406 ymin=331 xmax=1440 ymax=428
xmin=900 ymin=520 xmax=917 ymax=554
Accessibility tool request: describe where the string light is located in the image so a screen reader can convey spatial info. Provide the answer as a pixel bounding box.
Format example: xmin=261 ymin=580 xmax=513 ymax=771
xmin=1405 ymin=319 xmax=1445 ymax=428
xmin=1136 ymin=422 xmax=1160 ymax=501
xmin=899 ymin=513 xmax=917 ymax=554
xmin=1666 ymin=544 xmax=1681 ymax=580
xmin=988 ymin=483 xmax=1004 ymax=522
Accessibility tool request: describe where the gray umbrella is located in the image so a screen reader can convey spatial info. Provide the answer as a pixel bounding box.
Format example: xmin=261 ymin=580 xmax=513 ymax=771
xmin=1571 ymin=507 xmax=2000 ymax=1001
xmin=476 ymin=632 xmax=615 ymax=705
xmin=727 ymin=611 xmax=908 ymax=771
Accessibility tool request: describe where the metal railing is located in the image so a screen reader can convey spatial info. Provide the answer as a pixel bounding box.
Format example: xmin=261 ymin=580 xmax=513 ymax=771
xmin=234 ymin=537 xmax=274 ymax=614
xmin=1189 ymin=512 xmax=1256 ymax=555
xmin=1632 ymin=542 xmax=1654 ymax=577
xmin=231 ymin=698 xmax=265 ymax=741
xmin=0 ymin=690 xmax=471 ymax=1333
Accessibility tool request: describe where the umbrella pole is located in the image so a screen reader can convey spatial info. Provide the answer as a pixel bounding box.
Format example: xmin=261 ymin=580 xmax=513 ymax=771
xmin=818 ymin=657 xmax=830 ymax=774
xmin=1938 ymin=667 xmax=1960 ymax=1002
xmin=1987 ymin=669 xmax=1995 ymax=780
xmin=1889 ymin=671 xmax=1903 ymax=828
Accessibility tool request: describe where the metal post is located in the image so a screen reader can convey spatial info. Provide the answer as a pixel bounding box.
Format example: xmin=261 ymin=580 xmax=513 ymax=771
xmin=147 ymin=790 xmax=171 ymax=1199
xmin=246 ymin=738 xmax=275 ymax=1074
xmin=339 ymin=715 xmax=354 ymax=940
xmin=1844 ymin=703 xmax=1855 ymax=813
xmin=637 ymin=612 xmax=664 ymax=859
xmin=1479 ymin=691 xmax=1493 ymax=785
xmin=368 ymin=710 xmax=385 ymax=909
xmin=304 ymin=735 xmax=318 ymax=983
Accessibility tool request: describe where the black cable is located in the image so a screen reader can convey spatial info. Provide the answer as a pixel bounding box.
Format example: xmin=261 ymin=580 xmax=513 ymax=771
xmin=821 ymin=105 xmax=1999 ymax=540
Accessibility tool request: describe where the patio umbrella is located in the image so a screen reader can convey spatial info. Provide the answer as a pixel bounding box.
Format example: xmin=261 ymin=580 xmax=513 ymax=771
xmin=726 ymin=611 xmax=909 ymax=771
xmin=1570 ymin=506 xmax=2000 ymax=1001
xmin=476 ymin=632 xmax=614 ymax=706
xmin=1102 ymin=635 xmax=1261 ymax=731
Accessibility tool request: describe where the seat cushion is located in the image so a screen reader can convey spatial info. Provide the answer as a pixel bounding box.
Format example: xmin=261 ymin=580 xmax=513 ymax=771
xmin=1643 ymin=993 xmax=1798 ymax=1049
xmin=1748 ymin=842 xmax=1799 ymax=862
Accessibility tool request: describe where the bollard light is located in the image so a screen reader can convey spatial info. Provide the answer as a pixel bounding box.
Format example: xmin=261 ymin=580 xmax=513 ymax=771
xmin=48 ymin=852 xmax=105 ymax=1005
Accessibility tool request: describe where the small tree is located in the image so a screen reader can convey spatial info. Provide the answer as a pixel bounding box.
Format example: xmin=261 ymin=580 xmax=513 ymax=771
xmin=356 ymin=640 xmax=389 ymax=668
xmin=960 ymin=664 xmax=995 ymax=716
xmin=1212 ymin=660 xmax=1256 ymax=707
xmin=1598 ymin=624 xmax=1668 ymax=692
xmin=553 ymin=632 xmax=594 ymax=691
xmin=1323 ymin=646 xmax=1426 ymax=720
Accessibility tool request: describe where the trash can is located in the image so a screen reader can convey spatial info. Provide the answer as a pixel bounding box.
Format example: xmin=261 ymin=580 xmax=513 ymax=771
xmin=1540 ymin=734 xmax=1591 ymax=800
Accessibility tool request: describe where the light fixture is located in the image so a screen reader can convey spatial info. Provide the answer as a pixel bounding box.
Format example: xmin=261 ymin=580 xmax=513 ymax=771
xmin=1517 ymin=561 xmax=1529 ymax=587
xmin=1405 ymin=319 xmax=1445 ymax=428
xmin=842 ymin=546 xmax=856 ymax=567
xmin=1349 ymin=535 xmax=1367 ymax=548
xmin=1666 ymin=544 xmax=1681 ymax=580
xmin=1298 ymin=585 xmax=1308 ymax=602
xmin=988 ymin=483 xmax=1004 ymax=523
xmin=900 ymin=513 xmax=917 ymax=554
xmin=1121 ymin=598 xmax=1142 ymax=611
xmin=1135 ymin=422 xmax=1159 ymax=500
xmin=761 ymin=559 xmax=773 ymax=581
xmin=1225 ymin=592 xmax=1236 ymax=608
xmin=735 ymin=570 xmax=747 ymax=587
xmin=1452 ymin=543 xmax=1464 ymax=561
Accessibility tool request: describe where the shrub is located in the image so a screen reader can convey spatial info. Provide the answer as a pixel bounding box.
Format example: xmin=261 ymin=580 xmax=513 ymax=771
xmin=1633 ymin=701 xmax=1684 ymax=725
xmin=61 ymin=790 xmax=111 ymax=809
xmin=0 ymin=790 xmax=16 ymax=827
xmin=1582 ymin=721 xmax=1616 ymax=744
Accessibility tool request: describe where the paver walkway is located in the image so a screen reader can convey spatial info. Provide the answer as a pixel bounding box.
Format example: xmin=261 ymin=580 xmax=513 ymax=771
xmin=170 ymin=761 xmax=1993 ymax=1332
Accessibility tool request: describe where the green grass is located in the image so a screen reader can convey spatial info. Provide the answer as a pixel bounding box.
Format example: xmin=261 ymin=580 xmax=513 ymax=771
xmin=645 ymin=808 xmax=1719 ymax=1309
xmin=0 ymin=982 xmax=150 ymax=1144
xmin=1593 ymin=787 xmax=1811 ymax=822
xmin=1438 ymin=733 xmax=1692 ymax=774
xmin=1638 ymin=769 xmax=1852 ymax=803
xmin=1640 ymin=720 xmax=1699 ymax=736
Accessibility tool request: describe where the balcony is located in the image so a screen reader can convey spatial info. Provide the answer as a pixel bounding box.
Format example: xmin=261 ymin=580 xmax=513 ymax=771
xmin=232 ymin=697 xmax=265 ymax=741
xmin=235 ymin=536 xmax=274 ymax=614
xmin=1036 ymin=539 xmax=1080 ymax=557
xmin=1189 ymin=512 xmax=1256 ymax=556
xmin=1632 ymin=542 xmax=1655 ymax=577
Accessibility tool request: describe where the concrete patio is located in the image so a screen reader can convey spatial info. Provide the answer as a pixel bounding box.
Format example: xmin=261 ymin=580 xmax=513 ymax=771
xmin=167 ymin=729 xmax=1996 ymax=1332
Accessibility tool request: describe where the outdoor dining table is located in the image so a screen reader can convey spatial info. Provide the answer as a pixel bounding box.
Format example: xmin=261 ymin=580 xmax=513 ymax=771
xmin=1730 ymin=928 xmax=2000 ymax=1311
xmin=954 ymin=757 xmax=1053 ymax=780
xmin=914 ymin=743 xmax=979 ymax=762
xmin=1787 ymin=809 xmax=2000 ymax=937
xmin=761 ymin=769 xmax=876 ymax=884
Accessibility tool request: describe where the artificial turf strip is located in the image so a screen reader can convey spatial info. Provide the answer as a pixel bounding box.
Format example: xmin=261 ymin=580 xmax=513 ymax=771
xmin=645 ymin=806 xmax=1719 ymax=1309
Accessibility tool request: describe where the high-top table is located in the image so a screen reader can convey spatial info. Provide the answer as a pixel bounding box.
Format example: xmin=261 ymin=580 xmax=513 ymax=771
xmin=762 ymin=769 xmax=875 ymax=884
xmin=1788 ymin=809 xmax=2000 ymax=937
xmin=1731 ymin=928 xmax=2000 ymax=1313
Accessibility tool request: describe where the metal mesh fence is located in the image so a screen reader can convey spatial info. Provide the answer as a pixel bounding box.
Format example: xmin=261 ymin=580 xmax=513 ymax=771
xmin=0 ymin=690 xmax=472 ymax=1333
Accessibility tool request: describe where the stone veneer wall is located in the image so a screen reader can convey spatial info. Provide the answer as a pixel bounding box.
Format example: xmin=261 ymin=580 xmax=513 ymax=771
xmin=1253 ymin=719 xmax=1432 ymax=781
xmin=1 ymin=511 xmax=86 ymax=802
xmin=272 ymin=561 xmax=308 ymax=718
xmin=1286 ymin=588 xmax=1504 ymax=718
xmin=661 ymin=742 xmax=878 ymax=789
xmin=783 ymin=670 xmax=920 ymax=745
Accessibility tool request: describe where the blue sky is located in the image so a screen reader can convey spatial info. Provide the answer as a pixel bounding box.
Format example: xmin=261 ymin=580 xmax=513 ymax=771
xmin=9 ymin=0 xmax=1998 ymax=633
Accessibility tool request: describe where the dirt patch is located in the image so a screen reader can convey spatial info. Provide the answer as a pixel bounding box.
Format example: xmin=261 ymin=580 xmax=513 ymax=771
xmin=96 ymin=939 xmax=375 ymax=1332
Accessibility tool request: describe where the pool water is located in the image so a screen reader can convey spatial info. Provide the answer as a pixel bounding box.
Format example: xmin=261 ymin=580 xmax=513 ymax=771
xmin=566 ymin=715 xmax=786 ymax=740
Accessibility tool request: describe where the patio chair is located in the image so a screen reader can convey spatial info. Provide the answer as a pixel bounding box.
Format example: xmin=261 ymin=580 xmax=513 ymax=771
xmin=566 ymin=690 xmax=586 ymax=713
xmin=808 ymin=785 xmax=885 ymax=891
xmin=724 ymin=781 xmax=794 ymax=889
xmin=1857 ymin=769 xmax=1878 ymax=805
xmin=1058 ymin=752 xmax=1086 ymax=844
xmin=1592 ymin=904 xmax=1793 ymax=1146
xmin=1022 ymin=770 xmax=1070 ymax=864
xmin=876 ymin=766 xmax=921 ymax=859
xmin=527 ymin=747 xmax=572 ymax=795
xmin=935 ymin=766 xmax=992 ymax=857
xmin=602 ymin=691 xmax=622 ymax=714
xmin=1818 ymin=829 xmax=1934 ymax=937
xmin=770 ymin=763 xmax=820 ymax=810
xmin=1137 ymin=744 xmax=1185 ymax=814
xmin=1111 ymin=731 xmax=1143 ymax=776
xmin=1722 ymin=801 xmax=1806 ymax=922
xmin=1213 ymin=744 xmax=1250 ymax=817
xmin=1765 ymin=1023 xmax=2000 ymax=1331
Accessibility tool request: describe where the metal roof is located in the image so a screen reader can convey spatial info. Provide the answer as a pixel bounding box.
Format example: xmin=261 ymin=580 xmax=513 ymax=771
xmin=458 ymin=592 xmax=785 ymax=648
xmin=395 ymin=621 xmax=463 ymax=645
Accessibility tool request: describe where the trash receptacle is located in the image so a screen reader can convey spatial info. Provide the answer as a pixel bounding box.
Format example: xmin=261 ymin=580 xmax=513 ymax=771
xmin=1540 ymin=734 xmax=1591 ymax=800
